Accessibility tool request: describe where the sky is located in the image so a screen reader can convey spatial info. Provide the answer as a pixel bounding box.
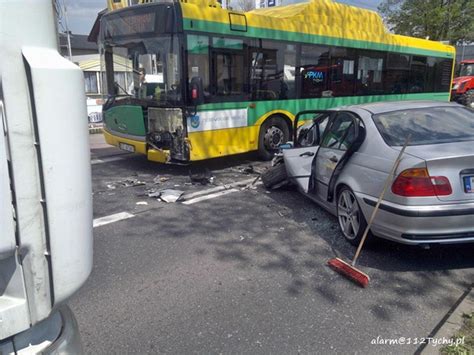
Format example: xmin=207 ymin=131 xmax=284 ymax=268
xmin=60 ymin=0 xmax=383 ymax=35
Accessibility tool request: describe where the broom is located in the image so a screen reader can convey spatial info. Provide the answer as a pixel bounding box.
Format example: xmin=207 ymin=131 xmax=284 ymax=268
xmin=327 ymin=135 xmax=411 ymax=287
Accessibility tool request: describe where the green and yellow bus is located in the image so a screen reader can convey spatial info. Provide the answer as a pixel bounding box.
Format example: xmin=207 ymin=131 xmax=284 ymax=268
xmin=98 ymin=0 xmax=455 ymax=163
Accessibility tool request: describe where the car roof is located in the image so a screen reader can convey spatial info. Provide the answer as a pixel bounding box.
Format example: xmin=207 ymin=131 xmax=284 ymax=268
xmin=338 ymin=100 xmax=458 ymax=115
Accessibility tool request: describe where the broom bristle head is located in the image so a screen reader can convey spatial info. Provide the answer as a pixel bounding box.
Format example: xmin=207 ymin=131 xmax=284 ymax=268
xmin=327 ymin=257 xmax=370 ymax=288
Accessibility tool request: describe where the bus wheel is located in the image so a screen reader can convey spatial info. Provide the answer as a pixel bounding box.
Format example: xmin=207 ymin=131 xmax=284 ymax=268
xmin=258 ymin=117 xmax=290 ymax=160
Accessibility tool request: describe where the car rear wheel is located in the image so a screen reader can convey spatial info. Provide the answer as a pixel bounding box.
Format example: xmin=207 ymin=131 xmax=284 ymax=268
xmin=337 ymin=187 xmax=368 ymax=246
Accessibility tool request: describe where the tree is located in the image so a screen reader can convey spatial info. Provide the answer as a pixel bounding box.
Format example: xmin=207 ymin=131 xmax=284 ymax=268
xmin=234 ymin=0 xmax=255 ymax=12
xmin=378 ymin=0 xmax=474 ymax=45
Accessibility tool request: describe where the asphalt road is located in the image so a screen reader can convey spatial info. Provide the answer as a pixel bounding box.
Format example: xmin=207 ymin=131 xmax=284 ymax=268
xmin=70 ymin=136 xmax=474 ymax=354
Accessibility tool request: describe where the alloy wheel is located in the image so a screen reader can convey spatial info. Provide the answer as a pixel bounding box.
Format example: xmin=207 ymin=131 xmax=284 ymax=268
xmin=337 ymin=189 xmax=361 ymax=240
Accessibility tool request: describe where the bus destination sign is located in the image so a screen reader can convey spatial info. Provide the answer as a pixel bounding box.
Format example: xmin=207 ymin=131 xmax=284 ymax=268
xmin=105 ymin=12 xmax=156 ymax=37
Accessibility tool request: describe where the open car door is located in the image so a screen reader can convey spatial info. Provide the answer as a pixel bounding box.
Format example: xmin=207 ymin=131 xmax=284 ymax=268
xmin=311 ymin=111 xmax=366 ymax=202
xmin=283 ymin=111 xmax=332 ymax=193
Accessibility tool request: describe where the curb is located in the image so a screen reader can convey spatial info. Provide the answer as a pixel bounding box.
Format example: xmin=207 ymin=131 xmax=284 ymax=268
xmin=89 ymin=127 xmax=103 ymax=135
xmin=420 ymin=286 xmax=473 ymax=354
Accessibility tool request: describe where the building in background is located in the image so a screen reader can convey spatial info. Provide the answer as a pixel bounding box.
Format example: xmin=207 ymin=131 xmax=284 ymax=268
xmin=59 ymin=33 xmax=134 ymax=124
xmin=456 ymin=44 xmax=474 ymax=63
xmin=256 ymin=0 xmax=280 ymax=9
xmin=59 ymin=33 xmax=106 ymax=123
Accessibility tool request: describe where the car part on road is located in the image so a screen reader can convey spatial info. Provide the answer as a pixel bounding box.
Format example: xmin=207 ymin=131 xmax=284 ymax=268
xmin=327 ymin=135 xmax=410 ymax=288
xmin=107 ymin=178 xmax=146 ymax=189
xmin=189 ymin=169 xmax=214 ymax=185
xmin=261 ymin=163 xmax=288 ymax=189
xmin=159 ymin=189 xmax=184 ymax=203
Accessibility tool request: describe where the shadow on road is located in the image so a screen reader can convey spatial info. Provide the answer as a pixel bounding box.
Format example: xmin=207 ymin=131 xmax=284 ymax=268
xmin=91 ymin=153 xmax=474 ymax=323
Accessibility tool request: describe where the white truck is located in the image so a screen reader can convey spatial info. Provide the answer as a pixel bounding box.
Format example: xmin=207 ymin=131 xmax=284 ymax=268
xmin=0 ymin=0 xmax=93 ymax=353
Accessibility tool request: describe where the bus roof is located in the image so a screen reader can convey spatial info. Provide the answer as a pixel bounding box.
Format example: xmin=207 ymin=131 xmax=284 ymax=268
xmin=180 ymin=0 xmax=455 ymax=59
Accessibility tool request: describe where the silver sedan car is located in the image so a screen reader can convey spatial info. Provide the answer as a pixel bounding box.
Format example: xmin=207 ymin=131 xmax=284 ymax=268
xmin=276 ymin=101 xmax=474 ymax=246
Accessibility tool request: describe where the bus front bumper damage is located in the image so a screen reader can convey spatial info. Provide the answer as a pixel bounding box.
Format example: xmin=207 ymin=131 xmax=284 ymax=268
xmin=147 ymin=107 xmax=189 ymax=163
xmin=103 ymin=107 xmax=190 ymax=164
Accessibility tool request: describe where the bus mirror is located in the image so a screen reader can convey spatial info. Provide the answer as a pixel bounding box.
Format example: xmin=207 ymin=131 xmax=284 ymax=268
xmin=190 ymin=76 xmax=204 ymax=106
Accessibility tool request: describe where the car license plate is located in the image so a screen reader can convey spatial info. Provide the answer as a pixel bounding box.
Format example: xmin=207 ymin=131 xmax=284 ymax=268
xmin=119 ymin=142 xmax=135 ymax=153
xmin=463 ymin=176 xmax=474 ymax=193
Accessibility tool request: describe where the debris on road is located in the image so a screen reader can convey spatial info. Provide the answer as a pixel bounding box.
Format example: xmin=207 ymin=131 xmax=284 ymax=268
xmin=146 ymin=189 xmax=162 ymax=198
xmin=240 ymin=175 xmax=261 ymax=190
xmin=143 ymin=187 xmax=184 ymax=202
xmin=106 ymin=178 xmax=146 ymax=189
xmin=189 ymin=169 xmax=215 ymax=185
xmin=159 ymin=189 xmax=184 ymax=203
xmin=153 ymin=175 xmax=170 ymax=184
xmin=240 ymin=165 xmax=255 ymax=174
xmin=136 ymin=201 xmax=148 ymax=206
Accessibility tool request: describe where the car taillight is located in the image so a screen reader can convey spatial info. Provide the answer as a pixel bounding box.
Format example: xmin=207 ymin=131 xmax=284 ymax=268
xmin=392 ymin=168 xmax=452 ymax=197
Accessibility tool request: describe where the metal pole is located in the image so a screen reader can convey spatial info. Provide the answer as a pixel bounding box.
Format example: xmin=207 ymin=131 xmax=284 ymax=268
xmin=63 ymin=1 xmax=73 ymax=61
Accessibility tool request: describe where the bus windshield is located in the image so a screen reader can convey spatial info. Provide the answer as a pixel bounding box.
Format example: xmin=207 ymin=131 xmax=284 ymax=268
xmin=102 ymin=36 xmax=181 ymax=104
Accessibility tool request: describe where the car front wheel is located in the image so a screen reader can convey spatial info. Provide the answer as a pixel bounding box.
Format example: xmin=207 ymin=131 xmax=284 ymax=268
xmin=336 ymin=187 xmax=368 ymax=246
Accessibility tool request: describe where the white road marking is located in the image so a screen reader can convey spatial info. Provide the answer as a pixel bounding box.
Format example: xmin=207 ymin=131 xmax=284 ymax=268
xmin=181 ymin=185 xmax=228 ymax=200
xmin=182 ymin=188 xmax=240 ymax=205
xmin=91 ymin=156 xmax=127 ymax=165
xmin=93 ymin=212 xmax=135 ymax=228
xmin=180 ymin=177 xmax=258 ymax=201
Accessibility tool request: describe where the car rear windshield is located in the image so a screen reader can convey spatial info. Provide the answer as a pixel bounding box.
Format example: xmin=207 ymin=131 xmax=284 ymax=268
xmin=372 ymin=106 xmax=474 ymax=146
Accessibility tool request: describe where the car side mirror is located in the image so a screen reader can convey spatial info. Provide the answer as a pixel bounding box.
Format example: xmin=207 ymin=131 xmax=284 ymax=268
xmin=190 ymin=76 xmax=204 ymax=106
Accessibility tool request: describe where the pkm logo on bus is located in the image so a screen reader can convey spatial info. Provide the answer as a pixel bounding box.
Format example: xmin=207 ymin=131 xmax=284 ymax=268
xmin=305 ymin=71 xmax=324 ymax=83
xmin=190 ymin=115 xmax=200 ymax=129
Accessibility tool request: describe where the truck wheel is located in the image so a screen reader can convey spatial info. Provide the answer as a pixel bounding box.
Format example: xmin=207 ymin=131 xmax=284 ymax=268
xmin=258 ymin=117 xmax=290 ymax=161
xmin=261 ymin=163 xmax=288 ymax=189
xmin=461 ymin=90 xmax=474 ymax=108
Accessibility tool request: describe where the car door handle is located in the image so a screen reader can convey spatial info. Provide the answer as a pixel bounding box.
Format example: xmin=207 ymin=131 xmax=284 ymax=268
xmin=299 ymin=151 xmax=315 ymax=157
xmin=329 ymin=155 xmax=339 ymax=163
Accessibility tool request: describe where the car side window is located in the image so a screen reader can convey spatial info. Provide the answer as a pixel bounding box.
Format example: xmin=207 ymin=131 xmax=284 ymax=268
xmin=321 ymin=112 xmax=357 ymax=151
xmin=297 ymin=114 xmax=330 ymax=147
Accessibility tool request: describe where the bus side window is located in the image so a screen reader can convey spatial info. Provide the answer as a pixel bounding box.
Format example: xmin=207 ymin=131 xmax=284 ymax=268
xmin=299 ymin=45 xmax=330 ymax=98
xmin=214 ymin=53 xmax=245 ymax=96
xmin=329 ymin=47 xmax=356 ymax=97
xmin=210 ymin=37 xmax=246 ymax=99
xmin=434 ymin=58 xmax=453 ymax=92
xmin=249 ymin=49 xmax=278 ymax=100
xmin=356 ymin=50 xmax=384 ymax=96
xmin=187 ymin=34 xmax=210 ymax=101
xmin=409 ymin=56 xmax=427 ymax=93
xmin=384 ymin=53 xmax=410 ymax=94
xmin=283 ymin=44 xmax=297 ymax=99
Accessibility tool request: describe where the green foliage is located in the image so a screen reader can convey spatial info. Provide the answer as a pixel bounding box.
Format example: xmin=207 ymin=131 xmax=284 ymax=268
xmin=378 ymin=0 xmax=474 ymax=44
xmin=440 ymin=312 xmax=474 ymax=355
